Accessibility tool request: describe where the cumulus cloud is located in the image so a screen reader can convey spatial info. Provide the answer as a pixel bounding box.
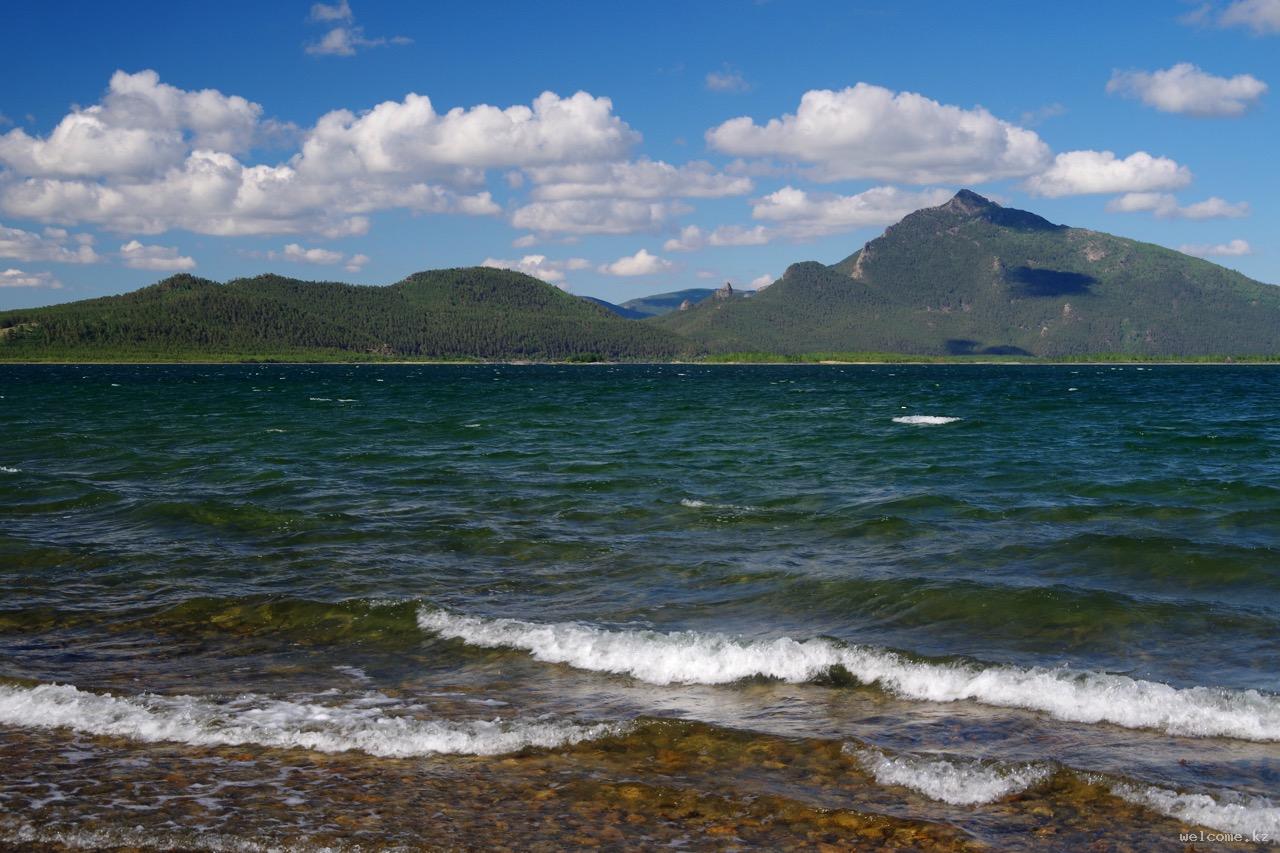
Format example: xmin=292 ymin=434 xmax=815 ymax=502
xmin=511 ymin=199 xmax=689 ymax=235
xmin=118 ymin=239 xmax=196 ymax=271
xmin=0 ymin=73 xmax=640 ymax=238
xmin=749 ymin=185 xmax=954 ymax=238
xmin=524 ymin=159 xmax=751 ymax=201
xmin=706 ymin=83 xmax=1050 ymax=184
xmin=0 ymin=223 xmax=99 ymax=263
xmin=0 ymin=267 xmax=62 ymax=288
xmin=480 ymin=254 xmax=590 ymax=287
xmin=1025 ymin=150 xmax=1192 ymax=197
xmin=705 ymin=66 xmax=751 ymax=93
xmin=297 ymin=90 xmax=637 ymax=177
xmin=749 ymin=273 xmax=774 ymax=289
xmin=598 ymin=248 xmax=673 ymax=276
xmin=1106 ymin=192 xmax=1250 ymax=219
xmin=663 ymin=223 xmax=771 ymax=251
xmin=1107 ymin=63 xmax=1267 ymax=116
xmin=0 ymin=70 xmax=262 ymax=179
xmin=1179 ymin=238 xmax=1253 ymax=257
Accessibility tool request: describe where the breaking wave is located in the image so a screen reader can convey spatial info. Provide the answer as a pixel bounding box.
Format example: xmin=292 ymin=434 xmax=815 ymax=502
xmin=850 ymin=746 xmax=1051 ymax=805
xmin=1110 ymin=782 xmax=1280 ymax=839
xmin=0 ymin=682 xmax=619 ymax=758
xmin=416 ymin=610 xmax=1280 ymax=742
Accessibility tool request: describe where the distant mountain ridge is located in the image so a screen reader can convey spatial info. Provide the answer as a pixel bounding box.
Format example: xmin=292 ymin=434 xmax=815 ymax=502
xmin=3 ymin=191 xmax=1278 ymax=361
xmin=654 ymin=190 xmax=1280 ymax=357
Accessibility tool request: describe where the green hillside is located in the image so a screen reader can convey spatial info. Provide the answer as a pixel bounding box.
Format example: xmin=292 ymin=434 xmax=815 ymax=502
xmin=621 ymin=288 xmax=718 ymax=317
xmin=0 ymin=267 xmax=687 ymax=361
xmin=654 ymin=190 xmax=1280 ymax=357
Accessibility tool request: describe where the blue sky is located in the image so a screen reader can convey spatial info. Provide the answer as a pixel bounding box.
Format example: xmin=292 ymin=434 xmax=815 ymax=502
xmin=1 ymin=0 xmax=1276 ymax=308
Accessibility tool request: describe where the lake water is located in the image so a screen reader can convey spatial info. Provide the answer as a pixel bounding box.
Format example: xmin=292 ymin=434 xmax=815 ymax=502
xmin=1 ymin=364 xmax=1277 ymax=850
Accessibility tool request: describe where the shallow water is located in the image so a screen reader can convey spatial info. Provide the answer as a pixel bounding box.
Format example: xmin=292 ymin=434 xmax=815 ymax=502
xmin=1 ymin=364 xmax=1277 ymax=850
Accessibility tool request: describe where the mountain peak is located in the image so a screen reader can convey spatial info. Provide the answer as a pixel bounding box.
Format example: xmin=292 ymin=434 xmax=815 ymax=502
xmin=940 ymin=189 xmax=998 ymax=217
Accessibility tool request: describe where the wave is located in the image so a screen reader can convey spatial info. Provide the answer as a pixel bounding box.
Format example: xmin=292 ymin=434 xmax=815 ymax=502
xmin=892 ymin=415 xmax=961 ymax=425
xmin=1110 ymin=781 xmax=1280 ymax=839
xmin=849 ymin=746 xmax=1050 ymax=805
xmin=0 ymin=466 xmax=19 ymax=474
xmin=0 ymin=682 xmax=619 ymax=758
xmin=416 ymin=610 xmax=1280 ymax=742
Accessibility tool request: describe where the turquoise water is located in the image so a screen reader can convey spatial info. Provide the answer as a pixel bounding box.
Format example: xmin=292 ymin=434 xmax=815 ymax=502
xmin=1 ymin=364 xmax=1278 ymax=850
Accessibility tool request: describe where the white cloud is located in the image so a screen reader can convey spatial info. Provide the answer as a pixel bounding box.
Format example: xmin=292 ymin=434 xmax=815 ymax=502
xmin=1107 ymin=63 xmax=1267 ymax=117
xmin=0 ymin=223 xmax=99 ymax=263
xmin=0 ymin=70 xmax=262 ymax=179
xmin=705 ymin=66 xmax=751 ymax=93
xmin=598 ymin=248 xmax=673 ymax=276
xmin=306 ymin=27 xmax=412 ymax=57
xmin=525 ymin=159 xmax=751 ymax=200
xmin=750 ymin=185 xmax=954 ymax=237
xmin=263 ymin=243 xmax=370 ymax=273
xmin=273 ymin=243 xmax=344 ymax=264
xmin=511 ymin=199 xmax=689 ymax=235
xmin=1179 ymin=238 xmax=1253 ymax=257
xmin=512 ymin=234 xmax=538 ymax=248
xmin=0 ymin=74 xmax=638 ymax=238
xmin=119 ymin=239 xmax=196 ymax=271
xmin=1025 ymin=150 xmax=1192 ymax=197
xmin=663 ymin=223 xmax=772 ymax=251
xmin=480 ymin=254 xmax=589 ymax=287
xmin=306 ymin=1 xmax=410 ymax=56
xmin=706 ymin=83 xmax=1050 ymax=183
xmin=297 ymin=91 xmax=637 ymax=177
xmin=1191 ymin=0 xmax=1280 ymax=33
xmin=1106 ymin=192 xmax=1249 ymax=219
xmin=310 ymin=1 xmax=353 ymax=22
xmin=749 ymin=273 xmax=774 ymax=289
xmin=0 ymin=267 xmax=62 ymax=288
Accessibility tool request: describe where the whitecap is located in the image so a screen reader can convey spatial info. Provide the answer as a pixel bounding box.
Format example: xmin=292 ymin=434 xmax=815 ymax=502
xmin=416 ymin=610 xmax=1280 ymax=742
xmin=1111 ymin=782 xmax=1280 ymax=839
xmin=850 ymin=746 xmax=1050 ymax=805
xmin=680 ymin=498 xmax=758 ymax=511
xmin=0 ymin=683 xmax=619 ymax=758
xmin=892 ymin=415 xmax=961 ymax=425
xmin=307 ymin=397 xmax=331 ymax=402
xmin=0 ymin=466 xmax=19 ymax=474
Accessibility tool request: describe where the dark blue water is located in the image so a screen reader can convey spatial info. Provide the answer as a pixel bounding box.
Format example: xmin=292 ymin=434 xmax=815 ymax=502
xmin=1 ymin=364 xmax=1277 ymax=850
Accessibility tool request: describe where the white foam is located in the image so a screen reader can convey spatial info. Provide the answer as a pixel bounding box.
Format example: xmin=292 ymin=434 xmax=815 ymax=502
xmin=0 ymin=683 xmax=619 ymax=758
xmin=850 ymin=747 xmax=1050 ymax=805
xmin=1111 ymin=782 xmax=1280 ymax=839
xmin=1 ymin=820 xmax=290 ymax=853
xmin=307 ymin=397 xmax=331 ymax=402
xmin=416 ymin=611 xmax=1280 ymax=742
xmin=680 ymin=498 xmax=758 ymax=511
xmin=892 ymin=415 xmax=961 ymax=425
xmin=0 ymin=466 xmax=19 ymax=474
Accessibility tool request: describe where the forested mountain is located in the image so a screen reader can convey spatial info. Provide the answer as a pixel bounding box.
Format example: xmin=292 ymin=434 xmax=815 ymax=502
xmin=3 ymin=192 xmax=1279 ymax=361
xmin=654 ymin=191 xmax=1280 ymax=357
xmin=0 ymin=267 xmax=686 ymax=361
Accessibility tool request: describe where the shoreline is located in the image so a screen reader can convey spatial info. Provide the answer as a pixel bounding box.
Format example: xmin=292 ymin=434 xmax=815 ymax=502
xmin=1 ymin=359 xmax=1279 ymax=367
